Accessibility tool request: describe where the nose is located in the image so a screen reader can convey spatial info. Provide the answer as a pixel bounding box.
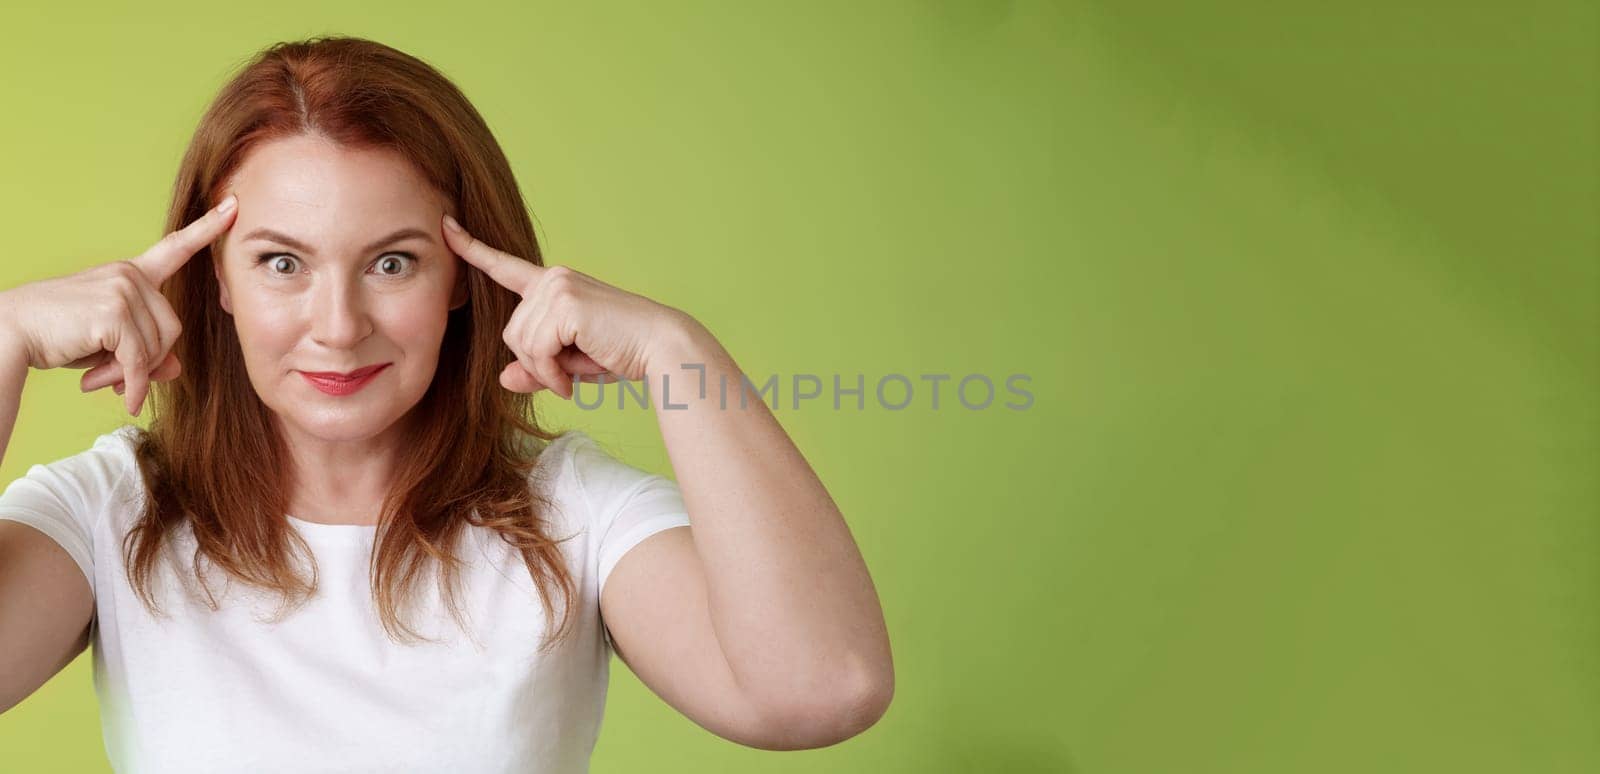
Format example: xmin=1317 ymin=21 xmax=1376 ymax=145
xmin=308 ymin=272 xmax=374 ymax=350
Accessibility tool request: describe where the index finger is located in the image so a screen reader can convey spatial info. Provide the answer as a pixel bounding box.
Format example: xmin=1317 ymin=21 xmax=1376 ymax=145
xmin=131 ymin=194 xmax=239 ymax=284
xmin=442 ymin=214 xmax=544 ymax=294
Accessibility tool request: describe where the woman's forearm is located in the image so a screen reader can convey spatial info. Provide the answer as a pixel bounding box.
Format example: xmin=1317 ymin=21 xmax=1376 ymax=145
xmin=644 ymin=315 xmax=894 ymax=724
xmin=0 ymin=307 xmax=30 ymax=470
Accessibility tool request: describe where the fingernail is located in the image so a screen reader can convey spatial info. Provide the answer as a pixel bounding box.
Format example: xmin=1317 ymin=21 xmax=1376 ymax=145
xmin=443 ymin=214 xmax=463 ymax=233
xmin=217 ymin=195 xmax=237 ymax=214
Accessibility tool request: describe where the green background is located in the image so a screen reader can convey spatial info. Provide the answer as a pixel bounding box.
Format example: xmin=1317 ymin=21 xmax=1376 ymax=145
xmin=2 ymin=1 xmax=1595 ymax=772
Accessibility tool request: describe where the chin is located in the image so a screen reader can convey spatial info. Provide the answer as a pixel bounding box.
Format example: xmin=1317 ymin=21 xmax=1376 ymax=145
xmin=274 ymin=409 xmax=398 ymax=442
xmin=299 ymin=416 xmax=396 ymax=442
xmin=270 ymin=385 xmax=420 ymax=443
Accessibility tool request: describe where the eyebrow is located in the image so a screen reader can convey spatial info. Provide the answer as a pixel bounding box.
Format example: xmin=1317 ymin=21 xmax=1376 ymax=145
xmin=240 ymin=227 xmax=435 ymax=256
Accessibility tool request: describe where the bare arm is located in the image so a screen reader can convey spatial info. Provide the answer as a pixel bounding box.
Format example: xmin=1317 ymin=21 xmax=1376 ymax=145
xmin=600 ymin=316 xmax=894 ymax=749
xmin=0 ymin=332 xmax=95 ymax=715
xmin=437 ymin=219 xmax=893 ymax=748
xmin=0 ymin=200 xmax=237 ymax=714
xmin=1 ymin=321 xmax=24 ymax=469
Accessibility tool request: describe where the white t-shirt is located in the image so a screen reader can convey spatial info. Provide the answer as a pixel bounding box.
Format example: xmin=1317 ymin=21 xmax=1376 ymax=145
xmin=0 ymin=424 xmax=692 ymax=773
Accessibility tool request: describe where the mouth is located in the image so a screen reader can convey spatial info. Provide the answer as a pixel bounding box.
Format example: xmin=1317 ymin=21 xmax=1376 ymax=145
xmin=301 ymin=363 xmax=389 ymax=380
xmin=298 ymin=363 xmax=391 ymax=396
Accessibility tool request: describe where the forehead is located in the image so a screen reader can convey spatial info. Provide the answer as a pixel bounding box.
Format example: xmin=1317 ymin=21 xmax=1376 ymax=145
xmin=225 ymin=134 xmax=445 ymax=233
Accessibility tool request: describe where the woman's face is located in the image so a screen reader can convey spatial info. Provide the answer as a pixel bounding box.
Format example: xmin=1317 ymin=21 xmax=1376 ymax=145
xmin=213 ymin=133 xmax=466 ymax=444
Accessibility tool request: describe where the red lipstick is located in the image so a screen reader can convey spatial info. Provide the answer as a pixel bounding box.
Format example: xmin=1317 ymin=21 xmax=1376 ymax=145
xmin=299 ymin=363 xmax=391 ymax=396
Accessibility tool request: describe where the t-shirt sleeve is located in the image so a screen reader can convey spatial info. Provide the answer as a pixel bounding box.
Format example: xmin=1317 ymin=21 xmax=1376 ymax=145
xmin=562 ymin=432 xmax=692 ymax=599
xmin=0 ymin=427 xmax=137 ymax=599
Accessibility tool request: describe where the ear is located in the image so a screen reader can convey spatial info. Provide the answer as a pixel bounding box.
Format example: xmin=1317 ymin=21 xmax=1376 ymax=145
xmin=213 ymin=253 xmax=233 ymax=315
xmin=448 ymin=268 xmax=468 ymax=311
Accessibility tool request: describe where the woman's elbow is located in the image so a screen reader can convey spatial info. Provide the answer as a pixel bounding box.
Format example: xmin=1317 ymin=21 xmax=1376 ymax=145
xmin=754 ymin=664 xmax=895 ymax=750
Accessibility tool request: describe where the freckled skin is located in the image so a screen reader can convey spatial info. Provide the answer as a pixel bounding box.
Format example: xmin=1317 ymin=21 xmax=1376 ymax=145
xmin=212 ymin=133 xmax=466 ymax=453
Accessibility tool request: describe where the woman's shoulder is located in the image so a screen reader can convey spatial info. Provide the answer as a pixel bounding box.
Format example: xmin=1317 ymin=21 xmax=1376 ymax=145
xmin=0 ymin=423 xmax=146 ymax=538
xmin=38 ymin=422 xmax=143 ymax=480
xmin=535 ymin=428 xmax=680 ymax=525
xmin=536 ymin=427 xmax=658 ymax=483
xmin=85 ymin=423 xmax=148 ymax=509
xmin=532 ymin=429 xmax=602 ymax=500
xmin=99 ymin=423 xmax=145 ymax=452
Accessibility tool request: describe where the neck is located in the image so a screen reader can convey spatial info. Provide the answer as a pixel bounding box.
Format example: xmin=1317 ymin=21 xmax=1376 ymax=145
xmin=276 ymin=415 xmax=408 ymax=526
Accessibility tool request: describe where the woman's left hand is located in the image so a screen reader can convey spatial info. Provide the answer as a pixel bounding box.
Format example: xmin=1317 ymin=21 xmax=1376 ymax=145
xmin=441 ymin=214 xmax=692 ymax=399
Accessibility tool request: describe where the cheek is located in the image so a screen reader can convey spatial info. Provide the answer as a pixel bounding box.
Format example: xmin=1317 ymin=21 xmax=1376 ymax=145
xmin=375 ymin=286 xmax=453 ymax=344
xmin=230 ymin=288 xmax=301 ymax=357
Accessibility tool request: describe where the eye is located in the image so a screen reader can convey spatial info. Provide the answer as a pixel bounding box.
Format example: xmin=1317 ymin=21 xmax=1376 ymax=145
xmin=255 ymin=253 xmax=300 ymax=276
xmin=372 ymin=252 xmax=417 ymax=277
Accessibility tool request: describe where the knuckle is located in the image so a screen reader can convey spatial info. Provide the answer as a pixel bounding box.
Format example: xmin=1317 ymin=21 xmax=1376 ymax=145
xmin=103 ymin=295 xmax=130 ymax=317
xmin=108 ymin=270 xmax=138 ymax=295
xmin=544 ymin=270 xmax=578 ymax=301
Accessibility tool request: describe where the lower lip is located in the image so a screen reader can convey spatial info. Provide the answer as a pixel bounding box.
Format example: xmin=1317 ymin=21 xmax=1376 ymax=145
xmin=300 ymin=364 xmax=390 ymax=396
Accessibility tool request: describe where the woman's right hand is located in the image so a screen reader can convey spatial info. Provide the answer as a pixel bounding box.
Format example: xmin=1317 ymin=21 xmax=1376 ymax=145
xmin=0 ymin=194 xmax=238 ymax=416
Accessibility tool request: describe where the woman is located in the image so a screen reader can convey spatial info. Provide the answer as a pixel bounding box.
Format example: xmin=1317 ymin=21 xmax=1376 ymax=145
xmin=0 ymin=36 xmax=892 ymax=772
